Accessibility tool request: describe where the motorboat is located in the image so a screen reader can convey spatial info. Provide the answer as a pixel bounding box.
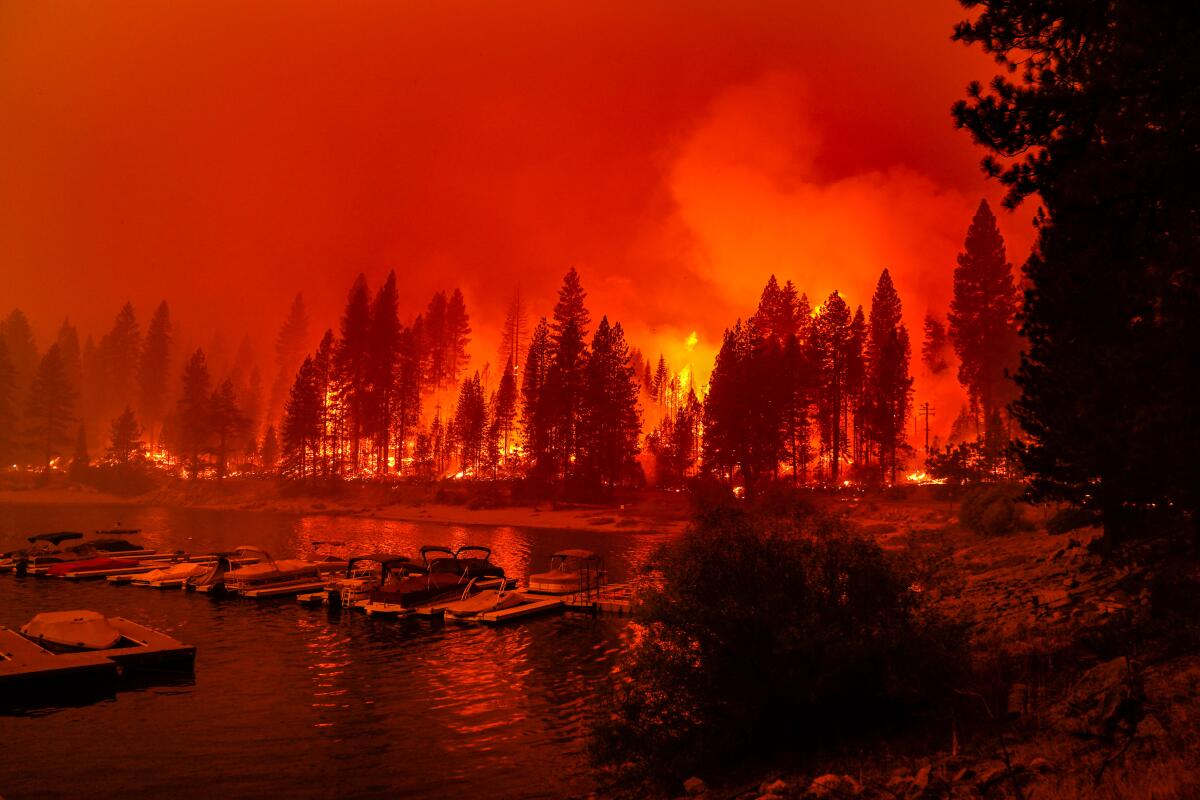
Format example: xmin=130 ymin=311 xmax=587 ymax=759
xmin=221 ymin=547 xmax=346 ymax=598
xmin=129 ymin=561 xmax=212 ymax=588
xmin=185 ymin=549 xmax=261 ymax=594
xmin=298 ymin=553 xmax=426 ymax=608
xmin=527 ymin=549 xmax=605 ymax=595
xmin=441 ymin=577 xmax=528 ymax=620
xmin=46 ymin=556 xmax=148 ymax=578
xmin=362 ymin=545 xmax=509 ymax=615
xmin=0 ymin=532 xmax=86 ymax=573
xmin=19 ymin=610 xmax=121 ymax=651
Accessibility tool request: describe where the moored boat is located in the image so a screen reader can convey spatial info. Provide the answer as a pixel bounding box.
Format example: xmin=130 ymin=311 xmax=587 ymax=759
xmin=361 ymin=545 xmax=510 ymax=616
xmin=19 ymin=610 xmax=121 ymax=651
xmin=222 ymin=547 xmax=346 ymax=598
xmin=527 ymin=549 xmax=605 ymax=595
xmin=297 ymin=553 xmax=425 ymax=608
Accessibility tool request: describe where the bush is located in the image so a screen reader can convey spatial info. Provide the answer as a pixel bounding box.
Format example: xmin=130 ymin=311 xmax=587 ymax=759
xmin=590 ymin=499 xmax=965 ymax=784
xmin=1046 ymin=506 xmax=1099 ymax=535
xmin=959 ymin=483 xmax=1033 ymax=537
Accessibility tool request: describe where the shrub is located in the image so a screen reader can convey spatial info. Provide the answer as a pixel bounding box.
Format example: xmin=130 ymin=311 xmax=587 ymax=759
xmin=590 ymin=500 xmax=965 ymax=784
xmin=959 ymin=483 xmax=1033 ymax=537
xmin=1046 ymin=506 xmax=1099 ymax=535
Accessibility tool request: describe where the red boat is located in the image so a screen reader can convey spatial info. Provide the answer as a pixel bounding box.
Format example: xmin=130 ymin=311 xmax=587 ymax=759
xmin=46 ymin=556 xmax=140 ymax=578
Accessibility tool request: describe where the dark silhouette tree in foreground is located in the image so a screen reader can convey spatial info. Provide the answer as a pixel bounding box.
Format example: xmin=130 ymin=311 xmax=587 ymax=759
xmin=953 ymin=0 xmax=1200 ymax=542
xmin=1 ymin=309 xmax=39 ymax=424
xmin=281 ymin=357 xmax=322 ymax=483
xmin=812 ymin=292 xmax=853 ymax=483
xmin=107 ymin=406 xmax=144 ymax=465
xmin=336 ymin=274 xmax=372 ymax=472
xmin=25 ymin=344 xmax=77 ymax=470
xmin=260 ymin=424 xmax=280 ymax=474
xmin=453 ymin=372 xmax=487 ymax=475
xmin=210 ymin=379 xmax=248 ymax=479
xmin=270 ymin=293 xmax=310 ymax=424
xmin=492 ymin=357 xmax=518 ymax=472
xmin=520 ymin=318 xmax=553 ymax=481
xmin=99 ymin=303 xmax=141 ymax=424
xmin=948 ymin=199 xmax=1020 ymax=440
xmin=577 ymin=317 xmax=642 ymax=491
xmin=546 ymin=268 xmax=590 ymax=482
xmin=176 ymin=349 xmax=212 ymax=479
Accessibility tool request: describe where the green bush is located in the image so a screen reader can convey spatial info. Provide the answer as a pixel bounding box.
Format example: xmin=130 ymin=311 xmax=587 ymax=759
xmin=590 ymin=500 xmax=965 ymax=784
xmin=959 ymin=483 xmax=1033 ymax=536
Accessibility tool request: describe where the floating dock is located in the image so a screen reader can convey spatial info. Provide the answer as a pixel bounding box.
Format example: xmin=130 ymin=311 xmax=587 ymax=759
xmin=0 ymin=618 xmax=195 ymax=694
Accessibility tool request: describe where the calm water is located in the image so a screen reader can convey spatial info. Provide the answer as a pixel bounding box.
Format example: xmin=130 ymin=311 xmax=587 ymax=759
xmin=0 ymin=502 xmax=675 ymax=800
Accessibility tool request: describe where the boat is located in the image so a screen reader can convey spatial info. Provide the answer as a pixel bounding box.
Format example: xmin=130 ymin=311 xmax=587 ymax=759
xmin=0 ymin=532 xmax=86 ymax=573
xmin=45 ymin=556 xmax=146 ymax=579
xmin=361 ymin=545 xmax=510 ymax=616
xmin=19 ymin=610 xmax=122 ymax=651
xmin=185 ymin=550 xmax=254 ymax=593
xmin=297 ymin=553 xmax=425 ymax=608
xmin=441 ymin=577 xmax=533 ymax=620
xmin=128 ymin=561 xmax=213 ymax=588
xmin=221 ymin=547 xmax=346 ymax=598
xmin=527 ymin=549 xmax=606 ymax=595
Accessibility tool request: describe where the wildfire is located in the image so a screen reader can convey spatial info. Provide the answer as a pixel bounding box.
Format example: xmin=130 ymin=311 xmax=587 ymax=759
xmin=905 ymin=471 xmax=947 ymax=486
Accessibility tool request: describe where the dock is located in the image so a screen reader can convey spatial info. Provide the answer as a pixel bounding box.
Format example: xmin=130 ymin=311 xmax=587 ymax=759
xmin=0 ymin=618 xmax=195 ymax=694
xmin=561 ymin=582 xmax=634 ymax=615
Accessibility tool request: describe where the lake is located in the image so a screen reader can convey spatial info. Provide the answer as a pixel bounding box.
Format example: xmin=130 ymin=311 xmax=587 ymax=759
xmin=0 ymin=502 xmax=676 ymax=799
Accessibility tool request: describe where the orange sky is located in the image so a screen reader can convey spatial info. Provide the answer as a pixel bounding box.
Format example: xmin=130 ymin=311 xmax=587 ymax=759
xmin=0 ymin=1 xmax=1032 ymax=433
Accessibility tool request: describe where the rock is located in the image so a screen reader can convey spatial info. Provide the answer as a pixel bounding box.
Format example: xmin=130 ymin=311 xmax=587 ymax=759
xmin=1028 ymin=757 xmax=1054 ymax=774
xmin=684 ymin=776 xmax=707 ymax=796
xmin=806 ymin=773 xmax=860 ymax=797
xmin=1136 ymin=714 xmax=1167 ymax=739
xmin=1063 ymin=656 xmax=1145 ymax=739
xmin=761 ymin=779 xmax=788 ymax=794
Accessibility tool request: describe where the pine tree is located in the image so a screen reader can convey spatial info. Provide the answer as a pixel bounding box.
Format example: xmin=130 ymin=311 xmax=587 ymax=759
xmin=55 ymin=320 xmax=83 ymax=402
xmin=492 ymin=357 xmax=518 ymax=471
xmin=498 ymin=288 xmax=528 ymax=379
xmin=921 ymin=314 xmax=950 ymax=375
xmin=368 ymin=271 xmax=400 ymax=473
xmin=0 ymin=340 xmax=15 ymax=465
xmin=107 ymin=406 xmax=144 ymax=466
xmin=578 ymin=317 xmax=642 ymax=489
xmin=444 ymin=288 xmax=472 ymax=388
xmin=260 ymin=424 xmax=280 ymax=473
xmin=281 ymin=357 xmax=321 ymax=483
xmin=210 ymin=379 xmax=248 ymax=479
xmin=948 ymin=200 xmax=1020 ymax=437
xmin=69 ymin=424 xmax=90 ymax=480
xmin=336 ymin=274 xmax=372 ymax=472
xmin=312 ymin=330 xmax=340 ymax=478
xmin=423 ymin=291 xmax=448 ymax=390
xmin=811 ymin=292 xmax=853 ymax=483
xmin=138 ymin=301 xmax=172 ymax=445
xmin=270 ymin=293 xmax=310 ymax=424
xmin=393 ymin=323 xmax=423 ymax=475
xmin=176 ymin=349 xmax=212 ymax=479
xmin=453 ymin=372 xmax=487 ymax=475
xmin=101 ymin=303 xmax=142 ymax=421
xmin=864 ymin=269 xmax=914 ymax=484
xmin=546 ymin=268 xmax=590 ymax=480
xmin=25 ymin=344 xmax=77 ymax=470
xmin=521 ymin=318 xmax=553 ymax=481
xmin=1 ymin=309 xmax=39 ymax=412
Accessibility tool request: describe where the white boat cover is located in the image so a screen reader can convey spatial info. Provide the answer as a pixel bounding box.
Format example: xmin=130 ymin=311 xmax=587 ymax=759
xmin=20 ymin=610 xmax=121 ymax=650
xmin=138 ymin=562 xmax=209 ymax=582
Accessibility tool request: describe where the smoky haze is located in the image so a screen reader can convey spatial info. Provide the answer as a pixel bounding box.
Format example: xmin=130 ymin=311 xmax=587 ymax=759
xmin=0 ymin=1 xmax=1032 ymax=438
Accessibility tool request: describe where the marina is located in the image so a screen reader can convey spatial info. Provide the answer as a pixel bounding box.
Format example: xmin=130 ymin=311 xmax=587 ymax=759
xmin=0 ymin=501 xmax=670 ymax=800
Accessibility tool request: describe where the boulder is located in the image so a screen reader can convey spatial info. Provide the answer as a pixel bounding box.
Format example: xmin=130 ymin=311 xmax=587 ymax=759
xmin=1062 ymin=656 xmax=1145 ymax=739
xmin=806 ymin=773 xmax=861 ymax=797
xmin=684 ymin=776 xmax=708 ymax=797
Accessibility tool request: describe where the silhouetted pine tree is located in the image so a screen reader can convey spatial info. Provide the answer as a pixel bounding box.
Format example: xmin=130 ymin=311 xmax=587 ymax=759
xmin=948 ymin=200 xmax=1020 ymax=438
xmin=138 ymin=301 xmax=172 ymax=445
xmin=811 ymin=292 xmax=853 ymax=483
xmin=260 ymin=424 xmax=280 ymax=473
xmin=312 ymin=330 xmax=340 ymax=478
xmin=498 ymin=288 xmax=528 ymax=379
xmin=453 ymin=372 xmax=487 ymax=475
xmin=368 ymin=272 xmax=400 ymax=473
xmin=847 ymin=306 xmax=867 ymax=467
xmin=444 ymin=288 xmax=472 ymax=389
xmin=0 ymin=340 xmax=15 ymax=465
xmin=492 ymin=357 xmax=518 ymax=471
xmin=100 ymin=303 xmax=141 ymax=423
xmin=281 ymin=357 xmax=321 ymax=483
xmin=270 ymin=294 xmax=310 ymax=424
xmin=1 ymin=309 xmax=39 ymax=417
xmin=55 ymin=320 xmax=82 ymax=405
xmin=210 ymin=379 xmax=248 ymax=480
xmin=546 ymin=268 xmax=590 ymax=481
xmin=69 ymin=424 xmax=90 ymax=480
xmin=921 ymin=314 xmax=950 ymax=375
xmin=521 ymin=318 xmax=553 ymax=481
xmin=107 ymin=406 xmax=144 ymax=466
xmin=336 ymin=274 xmax=372 ymax=471
xmin=864 ymin=269 xmax=914 ymax=483
xmin=393 ymin=324 xmax=423 ymax=475
xmin=176 ymin=349 xmax=212 ymax=479
xmin=25 ymin=344 xmax=77 ymax=470
xmin=954 ymin=1 xmax=1200 ymax=542
xmin=423 ymin=291 xmax=448 ymax=390
xmin=578 ymin=317 xmax=642 ymax=490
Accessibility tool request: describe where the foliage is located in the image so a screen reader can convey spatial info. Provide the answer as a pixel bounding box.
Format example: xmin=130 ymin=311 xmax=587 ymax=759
xmin=591 ymin=494 xmax=965 ymax=783
xmin=959 ymin=483 xmax=1032 ymax=537
xmin=1046 ymin=506 xmax=1099 ymax=536
xmin=953 ymin=0 xmax=1200 ymax=542
xmin=25 ymin=344 xmax=77 ymax=469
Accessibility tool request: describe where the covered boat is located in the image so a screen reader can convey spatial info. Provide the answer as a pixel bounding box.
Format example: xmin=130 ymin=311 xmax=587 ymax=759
xmin=441 ymin=577 xmax=527 ymax=620
xmin=131 ymin=561 xmax=210 ymax=586
xmin=0 ymin=532 xmax=86 ymax=573
xmin=221 ymin=547 xmax=345 ymax=596
xmin=527 ymin=549 xmax=605 ymax=594
xmin=364 ymin=545 xmax=508 ymax=612
xmin=19 ymin=610 xmax=122 ymax=651
xmin=46 ymin=556 xmax=142 ymax=578
xmin=299 ymin=553 xmax=424 ymax=608
xmin=185 ymin=549 xmax=259 ymax=593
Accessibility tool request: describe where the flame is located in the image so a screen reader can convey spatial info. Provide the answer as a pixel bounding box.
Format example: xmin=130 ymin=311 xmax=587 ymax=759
xmin=685 ymin=330 xmax=698 ymax=352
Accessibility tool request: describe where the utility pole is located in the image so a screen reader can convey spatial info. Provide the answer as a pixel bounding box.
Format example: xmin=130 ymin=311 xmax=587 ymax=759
xmin=919 ymin=402 xmax=935 ymax=456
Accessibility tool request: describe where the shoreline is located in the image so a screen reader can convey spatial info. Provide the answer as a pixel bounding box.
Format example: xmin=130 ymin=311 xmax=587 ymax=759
xmin=0 ymin=486 xmax=691 ymax=536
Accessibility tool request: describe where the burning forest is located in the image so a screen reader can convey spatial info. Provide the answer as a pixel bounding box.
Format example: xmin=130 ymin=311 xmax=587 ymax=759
xmin=1 ymin=1 xmax=1198 ymax=800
